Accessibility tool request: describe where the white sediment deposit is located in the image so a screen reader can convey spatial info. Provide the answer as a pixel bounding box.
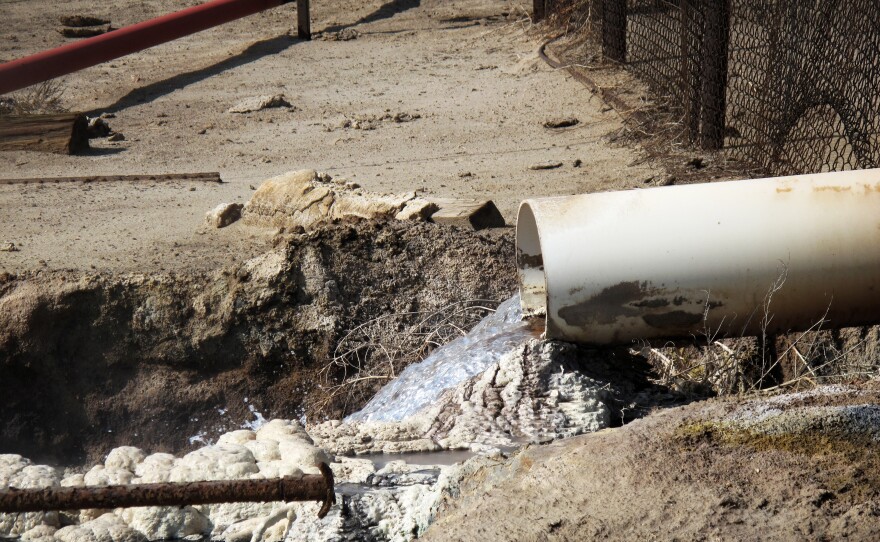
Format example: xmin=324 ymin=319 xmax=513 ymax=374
xmin=1 ymin=288 xmax=624 ymax=542
xmin=0 ymin=331 xmax=617 ymax=542
xmin=0 ymin=427 xmax=467 ymax=542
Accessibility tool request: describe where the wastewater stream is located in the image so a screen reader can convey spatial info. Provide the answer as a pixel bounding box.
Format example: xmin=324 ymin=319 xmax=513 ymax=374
xmin=346 ymin=294 xmax=540 ymax=422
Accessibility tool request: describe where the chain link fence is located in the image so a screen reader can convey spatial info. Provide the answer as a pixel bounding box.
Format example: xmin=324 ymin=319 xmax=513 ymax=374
xmin=537 ymin=0 xmax=880 ymax=175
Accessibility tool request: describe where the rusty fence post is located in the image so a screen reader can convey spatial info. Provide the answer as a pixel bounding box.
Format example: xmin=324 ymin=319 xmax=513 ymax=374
xmin=601 ymin=0 xmax=626 ymax=62
xmin=699 ymin=0 xmax=731 ymax=149
xmin=0 ymin=465 xmax=336 ymax=519
xmin=297 ymin=0 xmax=311 ymax=40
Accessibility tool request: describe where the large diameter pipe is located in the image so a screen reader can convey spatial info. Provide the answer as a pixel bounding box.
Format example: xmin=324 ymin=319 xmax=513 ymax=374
xmin=0 ymin=0 xmax=294 ymax=96
xmin=516 ymin=169 xmax=880 ymax=345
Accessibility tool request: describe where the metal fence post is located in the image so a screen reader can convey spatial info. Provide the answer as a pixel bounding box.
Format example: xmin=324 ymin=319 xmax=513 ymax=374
xmin=297 ymin=0 xmax=311 ymax=40
xmin=699 ymin=0 xmax=731 ymax=149
xmin=533 ymin=0 xmax=546 ymax=22
xmin=680 ymin=1 xmax=701 ymax=142
xmin=602 ymin=0 xmax=626 ymax=62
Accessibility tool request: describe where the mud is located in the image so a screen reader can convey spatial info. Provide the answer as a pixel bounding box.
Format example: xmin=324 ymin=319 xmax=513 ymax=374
xmin=0 ymin=220 xmax=516 ymax=465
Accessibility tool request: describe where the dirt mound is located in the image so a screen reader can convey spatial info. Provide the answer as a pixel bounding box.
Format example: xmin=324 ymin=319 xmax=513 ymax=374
xmin=0 ymin=220 xmax=516 ymax=464
xmin=423 ymin=383 xmax=880 ymax=541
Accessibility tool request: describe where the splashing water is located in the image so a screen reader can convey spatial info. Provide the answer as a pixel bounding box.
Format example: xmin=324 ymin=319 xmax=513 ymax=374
xmin=347 ymin=294 xmax=539 ymax=422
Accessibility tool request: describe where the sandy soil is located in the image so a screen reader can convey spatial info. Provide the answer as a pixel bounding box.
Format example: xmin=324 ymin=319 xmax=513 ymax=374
xmin=425 ymin=384 xmax=880 ymax=541
xmin=0 ymin=0 xmax=659 ymax=274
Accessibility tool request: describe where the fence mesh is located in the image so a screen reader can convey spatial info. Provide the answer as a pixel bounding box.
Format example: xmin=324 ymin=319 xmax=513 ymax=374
xmin=542 ymin=0 xmax=880 ymax=175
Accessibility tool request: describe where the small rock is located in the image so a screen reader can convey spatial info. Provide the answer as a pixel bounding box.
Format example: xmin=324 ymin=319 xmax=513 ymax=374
xmin=543 ymin=117 xmax=579 ymax=129
xmin=205 ymin=203 xmax=244 ymax=228
xmin=86 ymin=117 xmax=112 ymax=138
xmin=107 ymin=132 xmax=125 ymax=142
xmin=59 ymin=15 xmax=110 ymax=27
xmin=392 ymin=112 xmax=420 ymax=123
xmin=322 ymin=28 xmax=359 ymax=41
xmin=529 ymin=161 xmax=563 ymax=171
xmin=227 ymin=95 xmax=291 ymax=114
xmin=58 ymin=25 xmax=110 ymax=38
xmin=0 ymin=242 xmax=19 ymax=252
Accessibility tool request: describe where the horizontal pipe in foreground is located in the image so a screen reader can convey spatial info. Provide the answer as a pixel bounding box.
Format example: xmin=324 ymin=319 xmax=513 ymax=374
xmin=0 ymin=0 xmax=293 ymax=96
xmin=0 ymin=465 xmax=335 ymax=518
xmin=517 ymin=169 xmax=880 ymax=345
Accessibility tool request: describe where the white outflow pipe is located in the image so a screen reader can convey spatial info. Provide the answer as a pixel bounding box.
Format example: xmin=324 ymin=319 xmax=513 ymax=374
xmin=516 ymin=169 xmax=880 ymax=345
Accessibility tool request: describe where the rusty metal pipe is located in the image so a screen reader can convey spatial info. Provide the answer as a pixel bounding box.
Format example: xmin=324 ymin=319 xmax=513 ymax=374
xmin=516 ymin=169 xmax=880 ymax=345
xmin=0 ymin=464 xmax=335 ymax=518
xmin=0 ymin=0 xmax=297 ymax=96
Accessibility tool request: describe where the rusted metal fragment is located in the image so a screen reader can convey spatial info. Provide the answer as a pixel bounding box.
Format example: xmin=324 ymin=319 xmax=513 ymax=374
xmin=0 ymin=466 xmax=335 ymax=517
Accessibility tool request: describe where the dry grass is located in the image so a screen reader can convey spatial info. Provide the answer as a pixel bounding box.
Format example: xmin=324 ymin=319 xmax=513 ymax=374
xmin=311 ymin=299 xmax=501 ymax=417
xmin=0 ymin=80 xmax=67 ymax=116
xmin=641 ymin=274 xmax=880 ymax=397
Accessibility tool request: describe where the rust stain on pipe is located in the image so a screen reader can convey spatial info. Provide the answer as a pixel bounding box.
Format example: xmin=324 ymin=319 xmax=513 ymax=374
xmin=0 ymin=464 xmax=335 ymax=518
xmin=517 ymin=169 xmax=880 ymax=345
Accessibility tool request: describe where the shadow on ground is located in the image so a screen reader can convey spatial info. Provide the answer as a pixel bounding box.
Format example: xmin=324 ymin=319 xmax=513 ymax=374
xmin=94 ymin=34 xmax=300 ymax=114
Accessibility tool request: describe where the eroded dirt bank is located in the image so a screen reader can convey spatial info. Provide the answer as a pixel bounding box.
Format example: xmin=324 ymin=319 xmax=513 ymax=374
xmin=424 ymin=384 xmax=880 ymax=541
xmin=0 ymin=220 xmax=516 ymax=464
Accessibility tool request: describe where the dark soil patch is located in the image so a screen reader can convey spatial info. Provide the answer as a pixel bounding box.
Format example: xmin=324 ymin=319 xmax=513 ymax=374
xmin=0 ymin=219 xmax=516 ymax=465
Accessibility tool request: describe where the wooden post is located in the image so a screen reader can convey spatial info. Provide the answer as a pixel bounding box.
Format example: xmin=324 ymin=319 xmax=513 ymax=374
xmin=533 ymin=0 xmax=546 ymax=22
xmin=699 ymin=0 xmax=731 ymax=149
xmin=297 ymin=0 xmax=311 ymax=40
xmin=602 ymin=0 xmax=626 ymax=63
xmin=0 ymin=113 xmax=89 ymax=154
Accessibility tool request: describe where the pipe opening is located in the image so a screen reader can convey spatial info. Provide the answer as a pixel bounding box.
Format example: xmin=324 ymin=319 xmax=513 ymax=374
xmin=515 ymin=202 xmax=547 ymax=317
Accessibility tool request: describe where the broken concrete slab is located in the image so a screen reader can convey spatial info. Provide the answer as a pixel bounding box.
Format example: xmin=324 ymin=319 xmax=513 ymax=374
xmin=395 ymin=198 xmax=439 ymax=221
xmin=205 ymin=203 xmax=243 ymax=229
xmin=241 ymin=170 xmax=416 ymax=230
xmin=430 ymin=198 xmax=505 ymax=230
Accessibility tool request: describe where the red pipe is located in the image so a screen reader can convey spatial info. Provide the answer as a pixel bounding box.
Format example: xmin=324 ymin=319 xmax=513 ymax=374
xmin=0 ymin=0 xmax=293 ymax=96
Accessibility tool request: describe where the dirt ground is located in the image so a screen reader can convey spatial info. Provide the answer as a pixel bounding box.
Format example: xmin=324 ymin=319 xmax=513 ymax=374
xmin=425 ymin=384 xmax=880 ymax=542
xmin=3 ymin=2 xmax=878 ymax=540
xmin=0 ymin=0 xmax=659 ymax=274
xmin=0 ymin=220 xmax=517 ymax=464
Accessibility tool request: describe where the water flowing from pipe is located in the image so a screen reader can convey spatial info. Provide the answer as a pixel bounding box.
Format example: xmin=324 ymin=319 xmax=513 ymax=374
xmin=347 ymin=294 xmax=539 ymax=422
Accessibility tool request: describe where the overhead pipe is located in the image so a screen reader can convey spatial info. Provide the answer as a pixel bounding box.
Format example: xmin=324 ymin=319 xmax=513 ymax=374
xmin=516 ymin=169 xmax=880 ymax=345
xmin=0 ymin=0 xmax=306 ymax=96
